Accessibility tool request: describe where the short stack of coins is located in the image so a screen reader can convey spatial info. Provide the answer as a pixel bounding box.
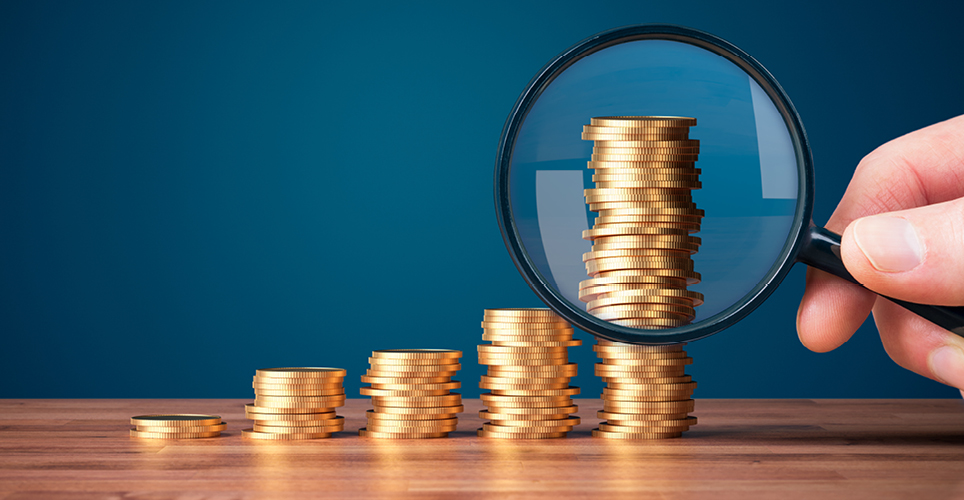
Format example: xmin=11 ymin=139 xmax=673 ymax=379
xmin=593 ymin=339 xmax=697 ymax=438
xmin=130 ymin=414 xmax=225 ymax=439
xmin=579 ymin=115 xmax=704 ymax=329
xmin=359 ymin=349 xmax=463 ymax=438
xmin=243 ymin=367 xmax=347 ymax=440
xmin=477 ymin=308 xmax=581 ymax=439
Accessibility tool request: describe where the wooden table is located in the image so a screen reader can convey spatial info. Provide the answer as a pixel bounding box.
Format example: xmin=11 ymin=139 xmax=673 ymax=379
xmin=2 ymin=399 xmax=964 ymax=499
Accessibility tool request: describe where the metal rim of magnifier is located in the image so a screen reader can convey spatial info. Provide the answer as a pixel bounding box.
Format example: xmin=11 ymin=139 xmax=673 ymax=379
xmin=494 ymin=24 xmax=814 ymax=344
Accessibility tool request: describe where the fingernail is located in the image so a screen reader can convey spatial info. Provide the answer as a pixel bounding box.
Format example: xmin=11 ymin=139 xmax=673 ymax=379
xmin=852 ymin=216 xmax=922 ymax=272
xmin=930 ymin=345 xmax=964 ymax=389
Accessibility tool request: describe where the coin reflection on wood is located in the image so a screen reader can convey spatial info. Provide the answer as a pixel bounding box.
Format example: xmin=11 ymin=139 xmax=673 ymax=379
xmin=477 ymin=308 xmax=582 ymax=438
xmin=581 ymin=116 xmax=701 ymax=438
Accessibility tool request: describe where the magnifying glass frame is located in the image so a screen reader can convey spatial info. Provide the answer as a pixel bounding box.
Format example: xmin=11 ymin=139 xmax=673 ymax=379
xmin=494 ymin=24 xmax=814 ymax=345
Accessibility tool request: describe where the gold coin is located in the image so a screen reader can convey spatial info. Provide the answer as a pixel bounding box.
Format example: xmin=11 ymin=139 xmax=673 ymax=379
xmin=591 ymin=429 xmax=681 ymax=439
xmin=130 ymin=414 xmax=221 ymax=427
xmin=368 ymin=405 xmax=464 ymax=415
xmin=583 ymin=131 xmax=691 ymax=140
xmin=372 ymin=349 xmax=462 ymax=359
xmin=613 ymin=319 xmax=692 ymax=329
xmin=478 ymin=344 xmax=569 ymax=353
xmin=135 ymin=423 xmax=227 ymax=433
xmin=483 ymin=400 xmax=574 ymax=410
xmin=252 ymin=416 xmax=341 ymax=426
xmin=580 ymin=276 xmax=687 ymax=289
xmin=584 ymin=124 xmax=690 ymax=134
xmin=483 ymin=307 xmax=561 ymax=318
xmin=489 ymin=387 xmax=580 ymax=397
xmin=483 ymin=372 xmax=573 ymax=382
xmin=479 ymin=352 xmax=569 ymax=360
xmin=484 ymin=362 xmax=577 ymax=372
xmin=479 ymin=403 xmax=578 ymax=415
xmin=579 ymin=285 xmax=683 ymax=303
xmin=591 ymin=222 xmax=701 ymax=234
xmin=368 ymin=381 xmax=461 ymax=390
xmin=244 ymin=403 xmax=330 ymax=415
xmin=254 ymin=389 xmax=346 ymax=397
xmin=480 ymin=392 xmax=573 ymax=402
xmin=586 ymin=194 xmax=693 ymax=205
xmin=589 ymin=202 xmax=697 ymax=212
xmin=597 ymin=410 xmax=690 ymax=421
xmin=593 ymin=343 xmax=687 ymax=353
xmin=365 ymin=366 xmax=461 ymax=376
xmin=365 ymin=416 xmax=457 ymax=427
xmin=366 ymin=409 xmax=456 ymax=421
xmin=593 ymin=218 xmax=701 ymax=228
xmin=252 ymin=381 xmax=344 ymax=391
xmin=360 ymin=375 xmax=453 ymax=384
xmin=602 ymin=377 xmax=693 ymax=387
xmin=255 ymin=367 xmax=347 ymax=379
xmin=598 ymin=373 xmax=687 ymax=383
xmin=597 ymin=357 xmax=693 ymax=367
xmin=592 ymin=149 xmax=700 ymax=158
xmin=361 ymin=388 xmax=454 ymax=397
xmin=477 ymin=429 xmax=567 ymax=439
xmin=366 ymin=423 xmax=458 ymax=434
xmin=481 ymin=331 xmax=574 ymax=340
xmin=480 ymin=412 xmax=573 ymax=421
xmin=481 ymin=382 xmax=571 ymax=391
xmin=592 ymin=309 xmax=695 ymax=323
xmin=242 ymin=429 xmax=332 ymax=440
xmin=594 ymin=347 xmax=691 ymax=359
xmin=583 ymin=225 xmax=691 ymax=237
xmin=130 ymin=429 xmax=221 ymax=439
xmin=584 ymin=256 xmax=694 ymax=270
xmin=590 ymin=303 xmax=695 ymax=317
xmin=590 ymin=138 xmax=699 ymax=147
xmin=358 ymin=428 xmax=448 ymax=439
xmin=588 ymin=289 xmax=704 ymax=308
xmin=604 ymin=417 xmax=697 ymax=428
xmin=591 ymin=153 xmax=698 ymax=162
xmin=479 ymin=357 xmax=571 ymax=366
xmin=592 ymin=234 xmax=700 ymax=245
xmin=486 ymin=416 xmax=580 ymax=427
xmin=590 ymin=116 xmax=696 ymax=127
xmin=602 ymin=400 xmax=695 ymax=412
xmin=253 ymin=421 xmax=344 ymax=433
xmin=593 ymin=180 xmax=701 ymax=190
xmin=593 ymin=172 xmax=700 ymax=181
xmin=589 ymin=161 xmax=698 ymax=170
xmin=246 ymin=411 xmax=338 ymax=422
xmin=589 ymin=268 xmax=700 ymax=283
xmin=481 ymin=321 xmax=572 ymax=330
xmin=482 ymin=422 xmax=575 ymax=434
xmin=602 ymin=393 xmax=694 ymax=402
xmin=484 ymin=339 xmax=582 ymax=347
xmin=595 ymin=362 xmax=688 ymax=373
xmin=368 ymin=394 xmax=462 ymax=406
xmin=583 ymin=249 xmax=691 ymax=262
xmin=486 ymin=369 xmax=576 ymax=379
xmin=597 ymin=422 xmax=690 ymax=433
xmin=254 ymin=399 xmax=346 ymax=409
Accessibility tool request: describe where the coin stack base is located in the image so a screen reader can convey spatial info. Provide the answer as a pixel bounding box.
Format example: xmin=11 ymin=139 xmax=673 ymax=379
xmin=244 ymin=367 xmax=347 ymax=440
xmin=579 ymin=116 xmax=704 ymax=328
xmin=478 ymin=308 xmax=581 ymax=439
xmin=593 ymin=339 xmax=696 ymax=439
xmin=130 ymin=414 xmax=224 ymax=439
xmin=361 ymin=349 xmax=463 ymax=438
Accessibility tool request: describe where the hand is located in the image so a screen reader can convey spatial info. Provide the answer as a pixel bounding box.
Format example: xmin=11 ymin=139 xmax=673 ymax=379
xmin=797 ymin=114 xmax=964 ymax=392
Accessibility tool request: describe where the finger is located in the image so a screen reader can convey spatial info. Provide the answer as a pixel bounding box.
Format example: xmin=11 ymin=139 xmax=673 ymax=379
xmin=797 ymin=267 xmax=876 ymax=352
xmin=798 ymin=114 xmax=964 ymax=351
xmin=840 ymin=197 xmax=964 ymax=306
xmin=873 ymin=299 xmax=964 ymax=389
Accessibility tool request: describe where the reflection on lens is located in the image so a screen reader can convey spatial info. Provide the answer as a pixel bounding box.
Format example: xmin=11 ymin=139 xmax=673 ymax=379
xmin=509 ymin=38 xmax=799 ymax=329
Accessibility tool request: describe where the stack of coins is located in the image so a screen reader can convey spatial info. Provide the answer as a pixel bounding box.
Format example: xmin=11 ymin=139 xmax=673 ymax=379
xmin=477 ymin=308 xmax=581 ymax=439
xmin=359 ymin=349 xmax=463 ymax=438
xmin=579 ymin=116 xmax=704 ymax=328
xmin=130 ymin=414 xmax=225 ymax=439
xmin=243 ymin=367 xmax=346 ymax=440
xmin=593 ymin=339 xmax=697 ymax=439
xmin=580 ymin=116 xmax=702 ymax=439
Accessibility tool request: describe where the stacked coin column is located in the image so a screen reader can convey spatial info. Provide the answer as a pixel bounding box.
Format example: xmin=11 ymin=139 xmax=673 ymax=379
xmin=243 ymin=367 xmax=347 ymax=440
xmin=359 ymin=349 xmax=463 ymax=438
xmin=579 ymin=116 xmax=702 ymax=439
xmin=477 ymin=308 xmax=581 ymax=439
xmin=593 ymin=340 xmax=697 ymax=439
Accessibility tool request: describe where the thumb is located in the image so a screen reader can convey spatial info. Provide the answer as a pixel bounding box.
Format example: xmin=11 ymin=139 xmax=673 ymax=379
xmin=840 ymin=196 xmax=964 ymax=306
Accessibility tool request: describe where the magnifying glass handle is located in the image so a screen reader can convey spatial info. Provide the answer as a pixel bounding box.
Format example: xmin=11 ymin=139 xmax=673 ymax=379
xmin=798 ymin=225 xmax=964 ymax=337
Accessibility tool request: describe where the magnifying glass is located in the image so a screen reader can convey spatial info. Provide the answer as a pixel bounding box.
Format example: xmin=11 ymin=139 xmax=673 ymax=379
xmin=494 ymin=24 xmax=964 ymax=345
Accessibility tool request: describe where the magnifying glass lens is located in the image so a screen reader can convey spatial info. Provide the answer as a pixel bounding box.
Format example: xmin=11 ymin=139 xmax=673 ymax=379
xmin=507 ymin=38 xmax=800 ymax=331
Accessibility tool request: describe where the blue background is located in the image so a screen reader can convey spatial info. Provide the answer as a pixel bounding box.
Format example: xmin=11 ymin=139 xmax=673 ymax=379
xmin=2 ymin=0 xmax=963 ymax=399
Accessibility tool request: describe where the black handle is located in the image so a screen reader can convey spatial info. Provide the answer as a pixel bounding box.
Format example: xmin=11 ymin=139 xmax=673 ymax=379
xmin=797 ymin=225 xmax=964 ymax=337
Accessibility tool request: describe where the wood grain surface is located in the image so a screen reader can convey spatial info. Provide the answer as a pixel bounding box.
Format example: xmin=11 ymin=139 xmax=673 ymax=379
xmin=1 ymin=399 xmax=963 ymax=499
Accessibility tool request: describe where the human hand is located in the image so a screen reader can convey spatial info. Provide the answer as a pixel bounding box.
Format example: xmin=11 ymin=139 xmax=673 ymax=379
xmin=797 ymin=114 xmax=964 ymax=391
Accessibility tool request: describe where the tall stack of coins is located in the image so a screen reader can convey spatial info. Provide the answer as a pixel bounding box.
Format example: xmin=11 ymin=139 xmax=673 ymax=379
xmin=477 ymin=308 xmax=581 ymax=439
xmin=130 ymin=414 xmax=225 ymax=439
xmin=593 ymin=339 xmax=697 ymax=439
xmin=359 ymin=349 xmax=463 ymax=438
xmin=579 ymin=116 xmax=704 ymax=328
xmin=243 ymin=367 xmax=346 ymax=440
xmin=580 ymin=116 xmax=702 ymax=439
